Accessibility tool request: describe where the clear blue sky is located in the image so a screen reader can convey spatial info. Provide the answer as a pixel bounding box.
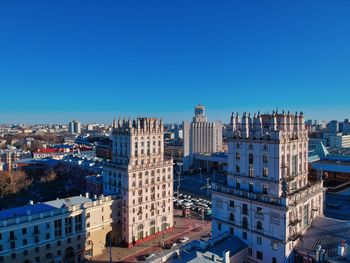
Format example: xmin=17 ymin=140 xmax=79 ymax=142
xmin=0 ymin=0 xmax=349 ymax=124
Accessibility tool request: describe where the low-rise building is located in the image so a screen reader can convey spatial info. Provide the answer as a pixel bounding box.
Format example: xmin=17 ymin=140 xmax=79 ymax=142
xmin=0 ymin=195 xmax=121 ymax=263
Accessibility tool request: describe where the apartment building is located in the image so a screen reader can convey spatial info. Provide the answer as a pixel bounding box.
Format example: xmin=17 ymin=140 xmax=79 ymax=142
xmin=211 ymin=111 xmax=325 ymax=263
xmin=103 ymin=117 xmax=173 ymax=247
xmin=0 ymin=195 xmax=121 ymax=263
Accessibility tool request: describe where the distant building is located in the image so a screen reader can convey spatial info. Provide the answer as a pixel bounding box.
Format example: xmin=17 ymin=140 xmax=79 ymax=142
xmin=327 ymin=120 xmax=339 ymax=134
xmin=212 ymin=111 xmax=325 ymax=263
xmin=33 ymin=147 xmax=72 ymax=160
xmin=103 ymin=117 xmax=174 ymax=247
xmin=329 ymin=133 xmax=350 ymax=148
xmin=0 ymin=149 xmax=30 ymax=171
xmin=0 ymin=195 xmax=121 ymax=263
xmin=183 ymin=105 xmax=223 ymax=172
xmin=68 ymin=120 xmax=81 ymax=134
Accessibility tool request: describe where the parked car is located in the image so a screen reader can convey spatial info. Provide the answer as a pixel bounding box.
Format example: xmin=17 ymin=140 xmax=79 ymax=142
xmin=143 ymin=253 xmax=156 ymax=261
xmin=179 ymin=236 xmax=189 ymax=243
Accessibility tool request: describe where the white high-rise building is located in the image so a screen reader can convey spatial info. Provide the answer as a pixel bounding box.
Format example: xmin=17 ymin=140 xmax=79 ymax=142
xmin=183 ymin=105 xmax=222 ymax=171
xmin=211 ymin=111 xmax=325 ymax=263
xmin=68 ymin=120 xmax=81 ymax=134
xmin=103 ymin=117 xmax=174 ymax=247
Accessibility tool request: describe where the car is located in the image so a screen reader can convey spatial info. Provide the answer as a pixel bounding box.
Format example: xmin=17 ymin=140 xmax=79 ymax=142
xmin=143 ymin=253 xmax=156 ymax=260
xmin=179 ymin=236 xmax=189 ymax=243
xmin=171 ymin=243 xmax=178 ymax=249
xmin=182 ymin=202 xmax=192 ymax=209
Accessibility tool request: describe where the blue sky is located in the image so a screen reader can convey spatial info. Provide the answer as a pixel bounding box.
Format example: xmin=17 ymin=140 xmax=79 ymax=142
xmin=0 ymin=0 xmax=349 ymax=124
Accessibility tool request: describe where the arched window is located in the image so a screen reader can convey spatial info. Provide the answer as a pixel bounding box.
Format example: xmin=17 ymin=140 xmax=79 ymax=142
xmin=257 ymin=221 xmax=263 ymax=230
xmin=272 ymin=257 xmax=277 ymax=263
xmin=137 ymin=224 xmax=144 ymax=240
xmin=249 ymin=153 xmax=254 ymax=165
xmin=150 ymin=220 xmax=156 ymax=235
xmin=229 ymin=213 xmax=235 ymax=221
xmin=243 ymin=217 xmax=248 ymax=229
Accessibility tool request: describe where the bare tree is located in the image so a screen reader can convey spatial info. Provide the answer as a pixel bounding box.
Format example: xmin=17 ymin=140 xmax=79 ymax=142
xmin=0 ymin=171 xmax=33 ymax=198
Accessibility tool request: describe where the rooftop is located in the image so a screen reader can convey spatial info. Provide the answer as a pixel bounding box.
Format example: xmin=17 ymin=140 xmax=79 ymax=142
xmin=169 ymin=236 xmax=247 ymax=263
xmin=0 ymin=196 xmax=91 ymax=221
xmin=295 ymin=216 xmax=350 ymax=260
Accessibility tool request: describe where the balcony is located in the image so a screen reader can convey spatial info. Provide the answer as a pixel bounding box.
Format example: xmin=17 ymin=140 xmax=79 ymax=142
xmin=287 ymin=181 xmax=324 ymax=206
xmin=289 ymin=218 xmax=301 ymax=226
xmin=288 ymin=232 xmax=302 ymax=242
xmin=212 ymin=182 xmax=283 ymax=207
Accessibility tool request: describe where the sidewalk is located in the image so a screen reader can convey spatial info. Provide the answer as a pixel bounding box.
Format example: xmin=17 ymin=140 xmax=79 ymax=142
xmin=92 ymin=212 xmax=211 ymax=262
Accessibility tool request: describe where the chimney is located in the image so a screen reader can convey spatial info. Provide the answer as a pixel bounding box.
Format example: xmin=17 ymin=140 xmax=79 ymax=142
xmin=28 ymin=200 xmax=34 ymax=205
xmin=338 ymin=240 xmax=348 ymax=258
xmin=85 ymin=192 xmax=90 ymax=199
xmin=315 ymin=245 xmax=321 ymax=262
xmin=223 ymin=250 xmax=230 ymax=263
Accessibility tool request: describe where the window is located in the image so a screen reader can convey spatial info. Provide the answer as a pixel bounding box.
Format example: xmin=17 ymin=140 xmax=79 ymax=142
xmin=272 ymin=257 xmax=277 ymax=263
xmin=236 ymin=165 xmax=240 ymax=173
xmin=23 ymin=250 xmax=28 ymax=256
xmin=57 ymin=241 xmax=61 ymax=246
xmin=263 ymin=168 xmax=268 ymax=177
xmin=11 ymin=253 xmax=16 ymax=259
xmin=23 ymin=239 xmax=27 ymax=246
xmin=22 ymin=228 xmax=27 ymax=235
xmin=257 ymin=207 xmax=263 ymax=215
xmin=249 ymin=166 xmax=254 ymax=177
xmin=9 ymin=231 xmax=15 ymax=240
xmin=11 ymin=242 xmax=15 ymax=249
xmin=0 ymin=245 xmax=2 ymax=252
xmin=263 ymin=154 xmax=268 ymax=163
xmin=243 ymin=231 xmax=247 ymax=240
xmin=242 ymin=204 xmax=248 ymax=215
xmin=243 ymin=216 xmax=248 ymax=229
xmin=229 ymin=213 xmax=235 ymax=221
xmin=249 ymin=153 xmax=254 ymax=164
xmin=257 ymin=251 xmax=263 ymax=260
xmin=230 ymin=227 xmax=234 ymax=235
xmin=257 ymin=236 xmax=262 ymax=245
xmin=218 ymin=223 xmax=221 ymax=231
xmin=35 ymin=247 xmax=39 ymax=253
xmin=65 ymin=217 xmax=72 ymax=234
xmin=272 ymin=241 xmax=278 ymax=251
xmin=257 ymin=221 xmax=263 ymax=230
xmin=236 ymin=180 xmax=240 ymax=189
xmin=236 ymin=152 xmax=240 ymax=160
xmin=229 ymin=200 xmax=235 ymax=208
xmin=249 ymin=182 xmax=254 ymax=192
xmin=263 ymin=185 xmax=268 ymax=195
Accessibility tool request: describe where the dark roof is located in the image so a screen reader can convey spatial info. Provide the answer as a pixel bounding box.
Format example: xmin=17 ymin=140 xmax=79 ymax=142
xmin=295 ymin=216 xmax=350 ymax=260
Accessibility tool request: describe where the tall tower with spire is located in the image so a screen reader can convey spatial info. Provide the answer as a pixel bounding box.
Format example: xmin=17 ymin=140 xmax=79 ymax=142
xmin=183 ymin=105 xmax=223 ymax=172
xmin=103 ymin=117 xmax=174 ymax=247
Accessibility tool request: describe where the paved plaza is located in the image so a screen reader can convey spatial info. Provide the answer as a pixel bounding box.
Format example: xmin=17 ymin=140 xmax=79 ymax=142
xmin=92 ymin=209 xmax=212 ymax=262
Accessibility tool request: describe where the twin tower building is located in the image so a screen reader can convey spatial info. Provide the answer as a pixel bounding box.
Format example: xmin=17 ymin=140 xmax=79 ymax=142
xmin=103 ymin=107 xmax=325 ymax=263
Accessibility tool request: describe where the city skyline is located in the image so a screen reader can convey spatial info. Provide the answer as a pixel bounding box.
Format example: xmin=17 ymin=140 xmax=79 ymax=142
xmin=1 ymin=1 xmax=350 ymax=123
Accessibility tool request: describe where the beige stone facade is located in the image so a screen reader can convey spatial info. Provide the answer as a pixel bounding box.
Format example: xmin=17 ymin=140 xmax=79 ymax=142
xmin=103 ymin=117 xmax=174 ymax=246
